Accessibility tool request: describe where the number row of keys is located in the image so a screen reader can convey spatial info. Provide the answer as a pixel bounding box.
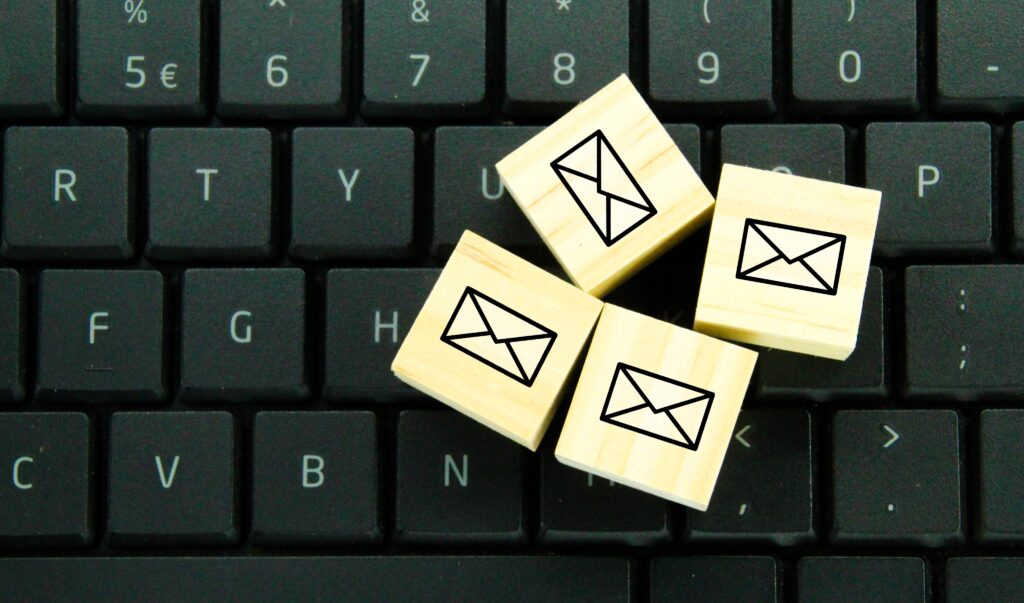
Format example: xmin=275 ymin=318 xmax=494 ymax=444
xmin=3 ymin=1 xmax=1022 ymax=118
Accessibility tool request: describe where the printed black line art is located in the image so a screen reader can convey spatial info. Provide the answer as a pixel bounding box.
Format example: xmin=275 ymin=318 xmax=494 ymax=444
xmin=735 ymin=218 xmax=847 ymax=295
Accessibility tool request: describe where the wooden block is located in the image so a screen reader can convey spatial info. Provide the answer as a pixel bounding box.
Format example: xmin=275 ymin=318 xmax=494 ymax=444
xmin=555 ymin=304 xmax=758 ymax=511
xmin=391 ymin=230 xmax=603 ymax=450
xmin=495 ymin=74 xmax=713 ymax=298
xmin=694 ymin=164 xmax=882 ymax=360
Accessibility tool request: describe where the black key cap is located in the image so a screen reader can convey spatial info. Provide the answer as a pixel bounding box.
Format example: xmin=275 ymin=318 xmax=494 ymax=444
xmin=291 ymin=128 xmax=414 ymax=260
xmin=792 ymin=0 xmax=917 ymax=112
xmin=905 ymin=266 xmax=1024 ymax=399
xmin=833 ymin=410 xmax=963 ymax=546
xmin=978 ymin=410 xmax=1024 ymax=542
xmin=396 ymin=411 xmax=524 ymax=544
xmin=0 ymin=556 xmax=630 ymax=603
xmin=540 ymin=453 xmax=670 ymax=546
xmin=181 ymin=269 xmax=307 ymax=402
xmin=948 ymin=558 xmax=1024 ymax=603
xmin=720 ymin=124 xmax=845 ymax=183
xmin=505 ymin=0 xmax=628 ymax=113
xmin=147 ymin=128 xmax=273 ymax=261
xmin=76 ymin=0 xmax=204 ymax=118
xmin=0 ymin=270 xmax=23 ymax=402
xmin=432 ymin=127 xmax=544 ymax=256
xmin=664 ymin=124 xmax=703 ymax=177
xmin=652 ymin=557 xmax=777 ymax=603
xmin=798 ymin=557 xmax=927 ymax=603
xmin=2 ymin=127 xmax=132 ymax=260
xmin=688 ymin=410 xmax=814 ymax=546
xmin=252 ymin=411 xmax=379 ymax=545
xmin=218 ymin=0 xmax=345 ymax=118
xmin=0 ymin=413 xmax=91 ymax=547
xmin=108 ymin=412 xmax=236 ymax=546
xmin=758 ymin=267 xmax=886 ymax=400
xmin=648 ymin=1 xmax=773 ymax=114
xmin=36 ymin=270 xmax=165 ymax=402
xmin=363 ymin=1 xmax=486 ymax=117
xmin=867 ymin=122 xmax=993 ymax=256
xmin=324 ymin=269 xmax=438 ymax=401
xmin=0 ymin=0 xmax=62 ymax=117
xmin=1014 ymin=123 xmax=1024 ymax=252
xmin=937 ymin=2 xmax=1024 ymax=112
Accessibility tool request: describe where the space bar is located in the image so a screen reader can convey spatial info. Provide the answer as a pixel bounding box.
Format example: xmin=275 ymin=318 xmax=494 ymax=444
xmin=0 ymin=556 xmax=630 ymax=603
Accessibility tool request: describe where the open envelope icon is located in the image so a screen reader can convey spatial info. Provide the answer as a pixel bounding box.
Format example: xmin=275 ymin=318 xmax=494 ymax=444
xmin=736 ymin=218 xmax=847 ymax=295
xmin=599 ymin=363 xmax=715 ymax=451
xmin=550 ymin=129 xmax=657 ymax=247
xmin=440 ymin=286 xmax=557 ymax=387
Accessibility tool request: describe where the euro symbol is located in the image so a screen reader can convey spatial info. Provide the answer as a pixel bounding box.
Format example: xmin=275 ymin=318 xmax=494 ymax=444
xmin=160 ymin=63 xmax=179 ymax=89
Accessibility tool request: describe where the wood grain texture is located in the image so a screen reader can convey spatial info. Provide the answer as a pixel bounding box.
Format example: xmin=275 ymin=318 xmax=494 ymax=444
xmin=694 ymin=164 xmax=882 ymax=360
xmin=391 ymin=231 xmax=603 ymax=450
xmin=495 ymin=74 xmax=713 ymax=297
xmin=555 ymin=304 xmax=758 ymax=511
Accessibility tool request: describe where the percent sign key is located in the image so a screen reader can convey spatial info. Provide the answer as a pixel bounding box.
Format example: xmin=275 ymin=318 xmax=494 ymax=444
xmin=76 ymin=0 xmax=205 ymax=118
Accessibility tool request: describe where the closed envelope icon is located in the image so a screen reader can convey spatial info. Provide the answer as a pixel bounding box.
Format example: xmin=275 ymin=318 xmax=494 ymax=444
xmin=736 ymin=218 xmax=847 ymax=295
xmin=550 ymin=129 xmax=657 ymax=247
xmin=440 ymin=286 xmax=557 ymax=387
xmin=599 ymin=363 xmax=714 ymax=451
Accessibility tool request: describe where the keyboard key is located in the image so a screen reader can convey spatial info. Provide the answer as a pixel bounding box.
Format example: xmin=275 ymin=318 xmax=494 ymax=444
xmin=867 ymin=122 xmax=993 ymax=256
xmin=505 ymin=0 xmax=628 ymax=113
xmin=651 ymin=557 xmax=777 ymax=603
xmin=108 ymin=412 xmax=237 ymax=546
xmin=648 ymin=0 xmax=773 ymax=113
xmin=148 ymin=128 xmax=273 ymax=261
xmin=181 ymin=269 xmax=307 ymax=402
xmin=323 ymin=269 xmax=438 ymax=401
xmin=758 ymin=267 xmax=886 ymax=400
xmin=905 ymin=266 xmax=1024 ymax=399
xmin=396 ymin=411 xmax=524 ymax=544
xmin=719 ymin=124 xmax=846 ymax=182
xmin=798 ymin=557 xmax=927 ymax=603
xmin=76 ymin=0 xmax=204 ymax=118
xmin=218 ymin=0 xmax=345 ymax=118
xmin=0 ymin=413 xmax=91 ymax=547
xmin=252 ymin=412 xmax=379 ymax=545
xmin=688 ymin=410 xmax=814 ymax=546
xmin=1014 ymin=123 xmax=1024 ymax=252
xmin=0 ymin=0 xmax=63 ymax=117
xmin=0 ymin=270 xmax=23 ymax=402
xmin=291 ymin=128 xmax=414 ymax=260
xmin=0 ymin=556 xmax=630 ymax=602
xmin=948 ymin=557 xmax=1024 ymax=603
xmin=978 ymin=410 xmax=1024 ymax=542
xmin=833 ymin=410 xmax=963 ymax=546
xmin=432 ymin=127 xmax=544 ymax=256
xmin=792 ymin=0 xmax=918 ymax=112
xmin=937 ymin=1 xmax=1024 ymax=112
xmin=2 ymin=127 xmax=132 ymax=260
xmin=664 ymin=124 xmax=703 ymax=177
xmin=36 ymin=270 xmax=165 ymax=402
xmin=540 ymin=453 xmax=670 ymax=546
xmin=363 ymin=1 xmax=486 ymax=117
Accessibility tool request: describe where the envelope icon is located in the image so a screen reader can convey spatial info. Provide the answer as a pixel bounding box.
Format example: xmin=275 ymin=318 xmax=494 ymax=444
xmin=550 ymin=129 xmax=657 ymax=247
xmin=736 ymin=218 xmax=847 ymax=296
xmin=440 ymin=286 xmax=557 ymax=387
xmin=599 ymin=362 xmax=714 ymax=451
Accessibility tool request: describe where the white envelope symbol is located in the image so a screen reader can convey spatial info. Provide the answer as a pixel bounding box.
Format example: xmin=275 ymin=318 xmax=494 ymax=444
xmin=599 ymin=363 xmax=715 ymax=451
xmin=440 ymin=287 xmax=557 ymax=387
xmin=550 ymin=129 xmax=657 ymax=247
xmin=736 ymin=218 xmax=847 ymax=295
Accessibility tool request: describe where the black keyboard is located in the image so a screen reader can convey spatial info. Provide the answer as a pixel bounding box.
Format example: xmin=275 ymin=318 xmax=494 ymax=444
xmin=1 ymin=1 xmax=1023 ymax=601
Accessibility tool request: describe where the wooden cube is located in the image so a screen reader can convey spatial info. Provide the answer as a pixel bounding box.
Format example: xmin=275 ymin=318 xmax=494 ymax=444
xmin=392 ymin=231 xmax=603 ymax=450
xmin=555 ymin=304 xmax=758 ymax=511
xmin=694 ymin=164 xmax=882 ymax=360
xmin=495 ymin=74 xmax=713 ymax=297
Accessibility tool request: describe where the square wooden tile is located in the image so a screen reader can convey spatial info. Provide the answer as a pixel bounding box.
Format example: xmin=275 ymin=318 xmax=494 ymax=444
xmin=495 ymin=74 xmax=713 ymax=297
xmin=391 ymin=230 xmax=603 ymax=450
xmin=555 ymin=304 xmax=758 ymax=511
xmin=694 ymin=164 xmax=882 ymax=360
